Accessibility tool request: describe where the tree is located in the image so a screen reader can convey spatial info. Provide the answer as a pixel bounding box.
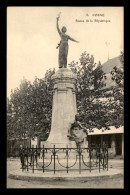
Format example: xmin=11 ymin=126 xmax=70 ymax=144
xmin=110 ymin=52 xmax=124 ymax=127
xmin=68 ymin=52 xmax=109 ymax=130
xmin=69 ymin=51 xmax=123 ymax=130
xmin=7 ymin=69 xmax=55 ymax=141
xmin=111 ymin=51 xmax=124 ymax=88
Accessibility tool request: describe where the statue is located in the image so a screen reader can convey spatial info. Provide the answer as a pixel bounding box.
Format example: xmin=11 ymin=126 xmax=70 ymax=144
xmin=67 ymin=114 xmax=88 ymax=148
xmin=56 ymin=13 xmax=79 ymax=68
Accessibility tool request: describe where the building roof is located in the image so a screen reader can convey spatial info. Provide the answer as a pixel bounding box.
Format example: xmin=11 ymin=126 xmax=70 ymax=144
xmin=102 ymin=56 xmax=122 ymax=74
xmin=102 ymin=56 xmax=122 ymax=89
xmin=88 ymin=126 xmax=124 ymax=135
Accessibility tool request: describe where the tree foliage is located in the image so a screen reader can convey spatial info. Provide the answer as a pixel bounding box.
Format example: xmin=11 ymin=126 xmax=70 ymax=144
xmin=111 ymin=51 xmax=124 ymax=88
xmin=69 ymin=51 xmax=124 ymax=130
xmin=110 ymin=52 xmax=124 ymax=127
xmin=7 ymin=69 xmax=55 ymax=140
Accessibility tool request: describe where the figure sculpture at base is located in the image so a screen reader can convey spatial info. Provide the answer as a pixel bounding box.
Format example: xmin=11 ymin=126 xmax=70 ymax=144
xmin=56 ymin=13 xmax=79 ymax=68
xmin=67 ymin=114 xmax=88 ymax=148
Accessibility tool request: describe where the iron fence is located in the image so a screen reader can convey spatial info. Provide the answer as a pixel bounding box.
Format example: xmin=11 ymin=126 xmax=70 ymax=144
xmin=19 ymin=144 xmax=108 ymax=174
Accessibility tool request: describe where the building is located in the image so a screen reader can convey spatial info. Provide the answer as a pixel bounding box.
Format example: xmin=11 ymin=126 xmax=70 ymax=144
xmin=30 ymin=136 xmax=47 ymax=148
xmin=87 ymin=56 xmax=124 ymax=158
xmin=88 ymin=126 xmax=124 ymax=158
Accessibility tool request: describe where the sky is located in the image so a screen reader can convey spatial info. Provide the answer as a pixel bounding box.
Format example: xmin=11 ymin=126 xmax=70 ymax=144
xmin=7 ymin=6 xmax=124 ymax=98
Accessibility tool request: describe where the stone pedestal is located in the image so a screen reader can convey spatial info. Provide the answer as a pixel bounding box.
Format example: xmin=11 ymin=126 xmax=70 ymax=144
xmin=47 ymin=68 xmax=77 ymax=148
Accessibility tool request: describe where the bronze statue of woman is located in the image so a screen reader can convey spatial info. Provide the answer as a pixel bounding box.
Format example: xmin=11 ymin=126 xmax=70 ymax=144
xmin=56 ymin=14 xmax=79 ymax=68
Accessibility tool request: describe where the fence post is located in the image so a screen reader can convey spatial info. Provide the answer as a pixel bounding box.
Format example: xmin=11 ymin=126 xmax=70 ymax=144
xmin=22 ymin=148 xmax=24 ymax=172
xmin=99 ymin=144 xmax=100 ymax=173
xmin=43 ymin=145 xmax=44 ymax=173
xmin=32 ymin=148 xmax=34 ymax=173
xmin=27 ymin=147 xmax=28 ymax=171
xmin=96 ymin=144 xmax=98 ymax=167
xmin=103 ymin=145 xmax=104 ymax=170
xmin=89 ymin=146 xmax=91 ymax=172
xmin=54 ymin=145 xmax=56 ymax=174
xmin=107 ymin=144 xmax=108 ymax=171
xmin=66 ymin=145 xmax=69 ymax=173
xmin=79 ymin=145 xmax=81 ymax=174
xmin=36 ymin=146 xmax=37 ymax=168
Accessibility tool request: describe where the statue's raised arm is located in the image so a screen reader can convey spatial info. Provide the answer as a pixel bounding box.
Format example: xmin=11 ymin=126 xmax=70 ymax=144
xmin=56 ymin=14 xmax=61 ymax=36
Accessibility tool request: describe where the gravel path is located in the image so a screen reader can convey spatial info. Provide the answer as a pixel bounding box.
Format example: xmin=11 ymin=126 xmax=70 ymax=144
xmin=7 ymin=158 xmax=124 ymax=189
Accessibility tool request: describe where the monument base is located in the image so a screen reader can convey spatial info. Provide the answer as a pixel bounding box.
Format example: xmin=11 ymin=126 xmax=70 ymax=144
xmin=43 ymin=140 xmax=77 ymax=148
xmin=37 ymin=153 xmax=93 ymax=172
xmin=47 ymin=68 xmax=77 ymax=147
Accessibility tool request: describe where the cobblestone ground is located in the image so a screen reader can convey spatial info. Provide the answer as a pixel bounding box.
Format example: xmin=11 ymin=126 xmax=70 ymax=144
xmin=7 ymin=158 xmax=124 ymax=189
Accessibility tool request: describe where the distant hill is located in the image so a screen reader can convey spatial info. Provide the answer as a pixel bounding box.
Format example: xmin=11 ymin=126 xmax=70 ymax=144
xmin=102 ymin=56 xmax=122 ymax=88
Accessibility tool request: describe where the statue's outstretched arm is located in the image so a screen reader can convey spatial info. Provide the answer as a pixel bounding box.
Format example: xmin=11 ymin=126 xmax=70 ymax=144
xmin=68 ymin=36 xmax=79 ymax=43
xmin=56 ymin=17 xmax=61 ymax=36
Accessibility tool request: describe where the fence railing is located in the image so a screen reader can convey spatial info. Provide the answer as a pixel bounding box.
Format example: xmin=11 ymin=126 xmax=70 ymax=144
xmin=19 ymin=145 xmax=108 ymax=174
